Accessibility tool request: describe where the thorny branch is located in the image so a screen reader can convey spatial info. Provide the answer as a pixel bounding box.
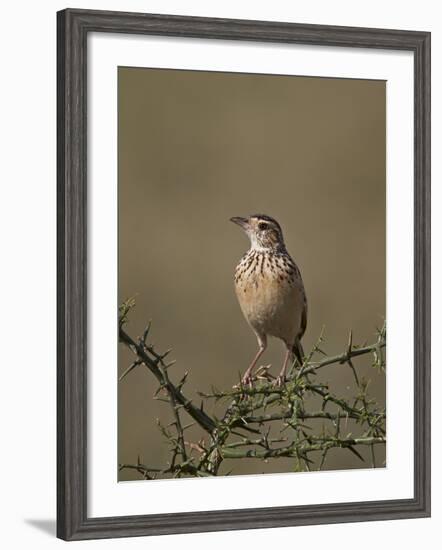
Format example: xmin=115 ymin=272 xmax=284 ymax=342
xmin=118 ymin=298 xmax=386 ymax=479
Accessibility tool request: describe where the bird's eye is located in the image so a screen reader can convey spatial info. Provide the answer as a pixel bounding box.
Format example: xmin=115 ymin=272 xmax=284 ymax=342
xmin=258 ymin=222 xmax=268 ymax=231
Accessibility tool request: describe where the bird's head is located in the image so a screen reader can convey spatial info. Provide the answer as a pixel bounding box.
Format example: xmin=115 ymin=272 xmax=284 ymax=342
xmin=230 ymin=214 xmax=285 ymax=252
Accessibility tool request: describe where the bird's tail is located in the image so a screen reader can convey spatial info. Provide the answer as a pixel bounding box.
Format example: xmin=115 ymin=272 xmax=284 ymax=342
xmin=292 ymin=339 xmax=304 ymax=367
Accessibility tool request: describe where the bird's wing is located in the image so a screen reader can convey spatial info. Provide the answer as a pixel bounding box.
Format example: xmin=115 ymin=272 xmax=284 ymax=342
xmin=299 ymin=293 xmax=308 ymax=340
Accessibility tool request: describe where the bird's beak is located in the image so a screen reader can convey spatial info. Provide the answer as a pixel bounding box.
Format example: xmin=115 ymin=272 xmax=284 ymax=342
xmin=230 ymin=216 xmax=249 ymax=229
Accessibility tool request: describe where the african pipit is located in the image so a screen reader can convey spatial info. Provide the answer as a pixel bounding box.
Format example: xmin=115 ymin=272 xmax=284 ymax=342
xmin=230 ymin=214 xmax=307 ymax=387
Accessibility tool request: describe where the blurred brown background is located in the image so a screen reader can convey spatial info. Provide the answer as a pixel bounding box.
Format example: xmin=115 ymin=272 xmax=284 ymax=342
xmin=118 ymin=67 xmax=385 ymax=480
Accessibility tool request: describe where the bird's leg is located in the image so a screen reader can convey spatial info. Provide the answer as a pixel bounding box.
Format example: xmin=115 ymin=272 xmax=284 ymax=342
xmin=242 ymin=336 xmax=267 ymax=388
xmin=274 ymin=348 xmax=292 ymax=387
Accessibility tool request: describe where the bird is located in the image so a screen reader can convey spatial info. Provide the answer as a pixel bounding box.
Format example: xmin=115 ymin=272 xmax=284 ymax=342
xmin=230 ymin=214 xmax=307 ymax=387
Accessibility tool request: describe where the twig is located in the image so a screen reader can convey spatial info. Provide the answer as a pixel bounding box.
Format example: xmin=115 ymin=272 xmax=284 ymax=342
xmin=221 ymin=437 xmax=385 ymax=460
xmin=118 ymin=303 xmax=386 ymax=479
xmin=119 ymin=327 xmax=216 ymax=433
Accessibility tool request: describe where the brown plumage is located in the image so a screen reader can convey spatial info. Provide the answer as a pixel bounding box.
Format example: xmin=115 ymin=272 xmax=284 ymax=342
xmin=230 ymin=214 xmax=307 ymax=386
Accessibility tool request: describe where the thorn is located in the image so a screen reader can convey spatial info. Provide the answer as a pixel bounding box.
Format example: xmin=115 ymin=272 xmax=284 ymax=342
xmin=161 ymin=348 xmax=173 ymax=359
xmin=153 ymin=396 xmax=169 ymax=403
xmin=119 ymin=360 xmax=141 ymax=381
xmin=178 ymin=371 xmax=189 ymax=389
xmin=142 ymin=320 xmax=152 ymax=342
xmin=347 ymin=329 xmax=353 ymax=353
xmin=182 ymin=422 xmax=196 ymax=431
xmin=153 ymin=384 xmax=166 ymax=397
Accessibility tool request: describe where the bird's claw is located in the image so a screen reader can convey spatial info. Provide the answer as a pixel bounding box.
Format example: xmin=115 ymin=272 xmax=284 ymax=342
xmin=233 ymin=374 xmax=253 ymax=390
xmin=273 ymin=375 xmax=286 ymax=388
xmin=241 ymin=375 xmax=253 ymax=389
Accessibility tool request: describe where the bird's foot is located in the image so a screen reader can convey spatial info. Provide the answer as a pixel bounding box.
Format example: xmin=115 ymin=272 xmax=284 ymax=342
xmin=273 ymin=374 xmax=287 ymax=388
xmin=241 ymin=374 xmax=254 ymax=390
xmin=233 ymin=373 xmax=253 ymax=390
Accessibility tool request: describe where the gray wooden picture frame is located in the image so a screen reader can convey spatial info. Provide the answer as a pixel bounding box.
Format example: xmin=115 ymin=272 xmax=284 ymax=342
xmin=57 ymin=8 xmax=431 ymax=541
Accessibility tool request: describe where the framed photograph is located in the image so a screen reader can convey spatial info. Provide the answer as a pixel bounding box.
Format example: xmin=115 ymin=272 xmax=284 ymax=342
xmin=57 ymin=8 xmax=431 ymax=541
